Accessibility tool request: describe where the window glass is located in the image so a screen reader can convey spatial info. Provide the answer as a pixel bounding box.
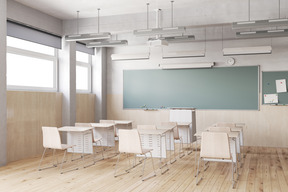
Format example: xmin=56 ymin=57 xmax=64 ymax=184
xmin=76 ymin=51 xmax=89 ymax=63
xmin=7 ymin=36 xmax=55 ymax=55
xmin=7 ymin=53 xmax=54 ymax=88
xmin=76 ymin=65 xmax=89 ymax=91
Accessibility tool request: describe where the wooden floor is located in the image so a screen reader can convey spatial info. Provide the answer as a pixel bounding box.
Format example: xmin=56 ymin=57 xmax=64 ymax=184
xmin=1 ymin=147 xmax=288 ymax=192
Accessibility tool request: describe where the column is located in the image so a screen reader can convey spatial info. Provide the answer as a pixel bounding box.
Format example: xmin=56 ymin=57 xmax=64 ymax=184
xmin=92 ymin=47 xmax=107 ymax=122
xmin=58 ymin=38 xmax=76 ymax=126
xmin=0 ymin=0 xmax=7 ymax=166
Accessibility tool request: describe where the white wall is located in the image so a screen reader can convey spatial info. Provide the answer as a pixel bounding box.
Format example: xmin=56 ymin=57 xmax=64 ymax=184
xmin=7 ymin=0 xmax=288 ymax=148
xmin=7 ymin=0 xmax=62 ymax=35
xmin=105 ymin=34 xmax=288 ymax=148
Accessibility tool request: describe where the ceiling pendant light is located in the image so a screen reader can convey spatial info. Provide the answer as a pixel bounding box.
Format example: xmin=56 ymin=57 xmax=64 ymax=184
xmin=86 ymin=39 xmax=128 ymax=48
xmin=134 ymin=2 xmax=185 ymax=37
xmin=233 ymin=0 xmax=288 ymax=29
xmin=65 ymin=9 xmax=111 ymax=42
xmin=162 ymin=1 xmax=195 ymax=43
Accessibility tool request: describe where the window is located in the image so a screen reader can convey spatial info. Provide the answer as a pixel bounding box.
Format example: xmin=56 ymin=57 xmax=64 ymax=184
xmin=7 ymin=36 xmax=57 ymax=91
xmin=76 ymin=51 xmax=91 ymax=93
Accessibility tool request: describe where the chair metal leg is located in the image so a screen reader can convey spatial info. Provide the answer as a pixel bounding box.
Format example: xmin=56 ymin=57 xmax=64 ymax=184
xmin=232 ymin=161 xmax=236 ymax=189
xmin=114 ymin=153 xmax=130 ymax=177
xmin=60 ymin=147 xmax=78 ymax=174
xmin=100 ymin=140 xmax=105 ymax=160
xmin=38 ymin=148 xmax=58 ymax=171
xmin=141 ymin=153 xmax=156 ymax=181
xmin=179 ymin=137 xmax=185 ymax=158
xmin=196 ymin=157 xmax=202 ymax=185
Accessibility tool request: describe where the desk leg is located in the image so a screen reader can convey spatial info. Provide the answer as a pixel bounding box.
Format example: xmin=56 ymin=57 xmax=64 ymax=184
xmin=159 ymin=134 xmax=169 ymax=174
xmin=194 ymin=137 xmax=198 ymax=177
xmin=187 ymin=127 xmax=193 ymax=155
xmin=170 ymin=131 xmax=176 ymax=164
xmin=83 ymin=132 xmax=95 ymax=168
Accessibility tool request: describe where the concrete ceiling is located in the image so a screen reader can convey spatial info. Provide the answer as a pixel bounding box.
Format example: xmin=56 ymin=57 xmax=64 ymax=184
xmin=14 ymin=0 xmax=196 ymax=20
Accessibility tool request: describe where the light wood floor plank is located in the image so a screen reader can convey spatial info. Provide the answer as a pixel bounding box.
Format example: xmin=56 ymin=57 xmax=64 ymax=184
xmin=2 ymin=147 xmax=288 ymax=191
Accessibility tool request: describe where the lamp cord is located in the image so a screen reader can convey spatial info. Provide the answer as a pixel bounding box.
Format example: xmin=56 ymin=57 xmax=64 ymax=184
xmin=147 ymin=3 xmax=149 ymax=29
xmin=171 ymin=1 xmax=174 ymax=27
xmin=77 ymin=11 xmax=79 ymax=34
xmin=248 ymin=0 xmax=250 ymax=21
xmin=97 ymin=8 xmax=100 ymax=33
xmin=279 ymin=0 xmax=281 ymax=18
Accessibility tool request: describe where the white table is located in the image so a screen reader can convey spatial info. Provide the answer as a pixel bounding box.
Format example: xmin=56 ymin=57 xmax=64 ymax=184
xmin=114 ymin=120 xmax=133 ymax=136
xmin=90 ymin=123 xmax=115 ymax=147
xmin=90 ymin=123 xmax=117 ymax=158
xmin=138 ymin=128 xmax=171 ymax=174
xmin=157 ymin=124 xmax=177 ymax=164
xmin=177 ymin=122 xmax=193 ymax=154
xmin=58 ymin=126 xmax=94 ymax=167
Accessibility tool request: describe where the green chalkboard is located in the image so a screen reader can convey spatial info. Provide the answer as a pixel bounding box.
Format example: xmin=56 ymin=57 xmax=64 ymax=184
xmin=262 ymin=71 xmax=288 ymax=105
xmin=123 ymin=66 xmax=259 ymax=110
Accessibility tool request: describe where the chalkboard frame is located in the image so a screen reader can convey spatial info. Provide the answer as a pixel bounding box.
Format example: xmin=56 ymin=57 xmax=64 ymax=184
xmin=123 ymin=66 xmax=259 ymax=110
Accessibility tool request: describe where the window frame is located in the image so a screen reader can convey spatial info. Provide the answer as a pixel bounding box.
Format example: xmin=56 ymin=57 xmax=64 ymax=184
xmin=7 ymin=45 xmax=58 ymax=92
xmin=76 ymin=53 xmax=92 ymax=93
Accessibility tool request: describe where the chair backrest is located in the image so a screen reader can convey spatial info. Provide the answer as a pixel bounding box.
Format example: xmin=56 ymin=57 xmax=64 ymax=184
xmin=42 ymin=127 xmax=62 ymax=149
xmin=118 ymin=129 xmax=142 ymax=154
xmin=214 ymin=122 xmax=236 ymax=128
xmin=200 ymin=132 xmax=231 ymax=159
xmin=75 ymin=123 xmax=99 ymax=142
xmin=100 ymin=120 xmax=117 ymax=137
xmin=75 ymin=123 xmax=91 ymax=127
xmin=137 ymin=125 xmax=157 ymax=130
xmin=161 ymin=122 xmax=179 ymax=139
xmin=208 ymin=126 xmax=231 ymax=133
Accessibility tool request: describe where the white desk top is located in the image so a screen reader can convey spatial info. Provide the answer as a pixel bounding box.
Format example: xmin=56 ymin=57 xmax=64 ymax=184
xmin=157 ymin=125 xmax=176 ymax=130
xmin=231 ymin=127 xmax=243 ymax=132
xmin=58 ymin=126 xmax=93 ymax=132
xmin=195 ymin=131 xmax=239 ymax=138
xmin=114 ymin=120 xmax=133 ymax=125
xmin=138 ymin=129 xmax=170 ymax=135
xmin=90 ymin=123 xmax=114 ymax=128
xmin=177 ymin=122 xmax=192 ymax=126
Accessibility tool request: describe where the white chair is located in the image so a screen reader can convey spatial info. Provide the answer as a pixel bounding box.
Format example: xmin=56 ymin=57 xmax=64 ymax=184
xmin=161 ymin=122 xmax=185 ymax=158
xmin=99 ymin=120 xmax=118 ymax=156
xmin=114 ymin=129 xmax=156 ymax=181
xmin=100 ymin=120 xmax=116 ymax=137
xmin=75 ymin=123 xmax=104 ymax=162
xmin=38 ymin=127 xmax=76 ymax=174
xmin=196 ymin=132 xmax=237 ymax=188
xmin=213 ymin=122 xmax=243 ymax=164
xmin=214 ymin=122 xmax=244 ymax=146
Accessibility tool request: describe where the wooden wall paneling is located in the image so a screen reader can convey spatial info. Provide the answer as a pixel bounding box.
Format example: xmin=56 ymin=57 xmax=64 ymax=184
xmin=107 ymin=93 xmax=288 ymax=148
xmin=7 ymin=91 xmax=62 ymax=162
xmin=76 ymin=93 xmax=95 ymax=123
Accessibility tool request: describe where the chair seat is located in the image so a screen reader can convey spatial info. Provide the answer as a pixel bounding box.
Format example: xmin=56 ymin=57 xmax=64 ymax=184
xmin=93 ymin=137 xmax=102 ymax=142
xmin=141 ymin=148 xmax=153 ymax=154
xmin=60 ymin=144 xmax=74 ymax=150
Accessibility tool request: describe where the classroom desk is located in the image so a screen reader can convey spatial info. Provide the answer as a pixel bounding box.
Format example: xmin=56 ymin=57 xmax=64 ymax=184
xmin=58 ymin=126 xmax=94 ymax=167
xmin=177 ymin=122 xmax=193 ymax=154
xmin=90 ymin=123 xmax=115 ymax=147
xmin=114 ymin=120 xmax=133 ymax=136
xmin=157 ymin=124 xmax=177 ymax=164
xmin=194 ymin=131 xmax=239 ymax=176
xmin=138 ymin=128 xmax=171 ymax=174
xmin=90 ymin=123 xmax=117 ymax=158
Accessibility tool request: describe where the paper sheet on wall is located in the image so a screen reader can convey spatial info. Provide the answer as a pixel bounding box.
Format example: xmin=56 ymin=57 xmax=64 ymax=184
xmin=264 ymin=94 xmax=278 ymax=104
xmin=276 ymin=79 xmax=287 ymax=93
